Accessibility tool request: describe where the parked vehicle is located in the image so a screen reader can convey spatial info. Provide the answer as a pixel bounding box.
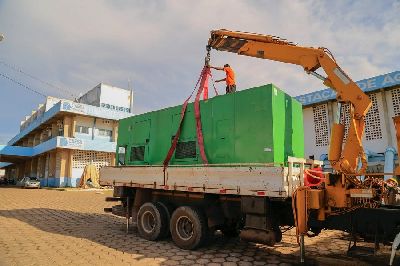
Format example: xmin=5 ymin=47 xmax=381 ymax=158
xmin=18 ymin=177 xmax=41 ymax=189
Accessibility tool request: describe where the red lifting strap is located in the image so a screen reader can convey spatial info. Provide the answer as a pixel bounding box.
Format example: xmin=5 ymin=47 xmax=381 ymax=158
xmin=195 ymin=67 xmax=210 ymax=165
xmin=203 ymin=71 xmax=219 ymax=100
xmin=163 ymin=66 xmax=211 ymax=172
xmin=162 ymin=97 xmax=191 ymax=171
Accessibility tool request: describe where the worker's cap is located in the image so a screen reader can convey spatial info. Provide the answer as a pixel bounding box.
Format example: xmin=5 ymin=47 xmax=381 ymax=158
xmin=224 ymin=64 xmax=230 ymax=67
xmin=386 ymin=177 xmax=398 ymax=186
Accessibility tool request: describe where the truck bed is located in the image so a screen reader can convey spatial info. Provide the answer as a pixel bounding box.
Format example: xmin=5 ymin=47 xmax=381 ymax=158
xmin=100 ymin=157 xmax=321 ymax=197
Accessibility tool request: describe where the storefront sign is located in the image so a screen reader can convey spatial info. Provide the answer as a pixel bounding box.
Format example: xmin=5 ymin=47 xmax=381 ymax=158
xmin=296 ymin=71 xmax=400 ymax=106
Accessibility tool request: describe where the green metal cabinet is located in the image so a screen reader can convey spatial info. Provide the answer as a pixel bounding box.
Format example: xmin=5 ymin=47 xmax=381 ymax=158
xmin=116 ymin=84 xmax=304 ymax=166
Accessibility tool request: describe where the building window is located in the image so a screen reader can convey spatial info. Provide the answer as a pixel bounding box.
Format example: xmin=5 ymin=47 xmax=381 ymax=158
xmin=57 ymin=120 xmax=64 ymax=136
xmin=75 ymin=125 xmax=90 ymax=134
xmin=72 ymin=150 xmax=113 ymax=169
xmin=364 ymin=93 xmax=382 ymax=140
xmin=312 ymin=104 xmax=329 ymax=147
xmin=392 ymin=87 xmax=400 ymax=116
xmin=44 ymin=127 xmax=52 ymax=140
xmin=98 ymin=128 xmax=112 ymax=137
xmin=339 ymin=93 xmax=382 ymax=141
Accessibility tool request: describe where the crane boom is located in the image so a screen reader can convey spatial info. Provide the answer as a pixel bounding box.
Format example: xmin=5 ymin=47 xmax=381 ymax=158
xmin=207 ymin=29 xmax=372 ymax=174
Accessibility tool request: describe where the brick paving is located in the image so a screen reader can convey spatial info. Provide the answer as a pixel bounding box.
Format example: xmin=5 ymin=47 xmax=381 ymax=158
xmin=0 ymin=187 xmax=396 ymax=266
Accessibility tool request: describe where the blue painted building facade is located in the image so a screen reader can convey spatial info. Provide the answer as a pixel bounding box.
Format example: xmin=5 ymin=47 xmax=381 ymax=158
xmin=0 ymin=83 xmax=132 ymax=187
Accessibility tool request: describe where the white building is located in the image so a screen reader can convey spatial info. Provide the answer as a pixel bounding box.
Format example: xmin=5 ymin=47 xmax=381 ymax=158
xmin=77 ymin=83 xmax=134 ymax=113
xmin=296 ymin=71 xmax=400 ymax=174
xmin=0 ymin=83 xmax=133 ymax=187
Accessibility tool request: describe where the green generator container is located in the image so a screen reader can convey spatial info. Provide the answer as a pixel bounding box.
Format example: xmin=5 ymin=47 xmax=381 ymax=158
xmin=116 ymin=84 xmax=304 ymax=166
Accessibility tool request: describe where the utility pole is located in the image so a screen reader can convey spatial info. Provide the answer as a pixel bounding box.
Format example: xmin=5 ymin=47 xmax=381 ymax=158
xmin=128 ymin=78 xmax=134 ymax=113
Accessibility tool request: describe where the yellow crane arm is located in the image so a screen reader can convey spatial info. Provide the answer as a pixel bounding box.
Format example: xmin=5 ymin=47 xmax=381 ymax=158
xmin=208 ymin=29 xmax=372 ymax=174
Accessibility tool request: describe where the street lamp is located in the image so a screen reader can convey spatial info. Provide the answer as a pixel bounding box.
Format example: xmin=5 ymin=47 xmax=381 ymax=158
xmin=0 ymin=34 xmax=4 ymax=42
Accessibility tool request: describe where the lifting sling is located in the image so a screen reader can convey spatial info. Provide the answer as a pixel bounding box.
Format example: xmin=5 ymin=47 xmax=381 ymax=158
xmin=163 ymin=66 xmax=215 ymax=171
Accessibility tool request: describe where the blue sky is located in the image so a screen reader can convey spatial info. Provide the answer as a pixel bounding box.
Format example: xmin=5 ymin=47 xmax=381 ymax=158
xmin=0 ymin=0 xmax=399 ymax=144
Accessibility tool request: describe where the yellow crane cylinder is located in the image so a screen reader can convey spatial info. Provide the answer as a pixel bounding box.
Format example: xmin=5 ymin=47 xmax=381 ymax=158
xmin=328 ymin=123 xmax=345 ymax=162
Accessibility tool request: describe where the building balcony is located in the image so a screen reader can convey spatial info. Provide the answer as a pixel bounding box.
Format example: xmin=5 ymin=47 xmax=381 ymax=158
xmin=0 ymin=136 xmax=116 ymax=164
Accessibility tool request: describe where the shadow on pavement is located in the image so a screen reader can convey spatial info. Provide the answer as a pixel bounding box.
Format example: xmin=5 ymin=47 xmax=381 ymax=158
xmin=0 ymin=208 xmax=310 ymax=265
xmin=2 ymin=207 xmax=392 ymax=265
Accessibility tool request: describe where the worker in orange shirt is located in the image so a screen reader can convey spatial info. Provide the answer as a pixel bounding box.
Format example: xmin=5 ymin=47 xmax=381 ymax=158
xmin=210 ymin=64 xmax=236 ymax=94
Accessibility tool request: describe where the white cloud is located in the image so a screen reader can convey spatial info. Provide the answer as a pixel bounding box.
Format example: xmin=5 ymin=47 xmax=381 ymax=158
xmin=0 ymin=0 xmax=398 ymax=135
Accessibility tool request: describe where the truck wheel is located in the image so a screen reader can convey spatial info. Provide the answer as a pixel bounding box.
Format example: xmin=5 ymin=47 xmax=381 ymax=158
xmin=156 ymin=201 xmax=174 ymax=237
xmin=137 ymin=202 xmax=168 ymax=241
xmin=170 ymin=206 xmax=208 ymax=250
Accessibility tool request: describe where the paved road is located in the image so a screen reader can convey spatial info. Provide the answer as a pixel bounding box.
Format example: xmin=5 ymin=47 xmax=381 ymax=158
xmin=0 ymin=187 xmax=396 ymax=266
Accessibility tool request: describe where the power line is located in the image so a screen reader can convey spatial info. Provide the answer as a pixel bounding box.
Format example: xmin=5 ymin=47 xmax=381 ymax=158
xmin=0 ymin=60 xmax=76 ymax=99
xmin=0 ymin=72 xmax=47 ymax=98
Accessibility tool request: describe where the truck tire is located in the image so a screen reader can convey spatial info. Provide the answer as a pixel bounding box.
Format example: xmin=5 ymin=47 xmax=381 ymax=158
xmin=170 ymin=206 xmax=208 ymax=250
xmin=137 ymin=202 xmax=168 ymax=241
xmin=156 ymin=201 xmax=174 ymax=238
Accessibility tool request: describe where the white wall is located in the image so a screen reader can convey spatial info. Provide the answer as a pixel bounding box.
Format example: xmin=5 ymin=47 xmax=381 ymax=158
xmin=71 ymin=168 xmax=84 ymax=180
xmin=385 ymin=88 xmax=399 ymax=148
xmin=362 ymin=92 xmax=391 ymax=151
xmin=45 ymin=96 xmax=62 ymax=111
xmin=75 ymin=83 xmax=132 ymax=112
xmin=77 ymin=86 xmax=101 ymax=106
xmin=304 ymin=106 xmax=326 ymax=159
xmin=99 ymin=84 xmax=132 ymax=111
xmin=303 ymin=88 xmax=399 ymax=160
